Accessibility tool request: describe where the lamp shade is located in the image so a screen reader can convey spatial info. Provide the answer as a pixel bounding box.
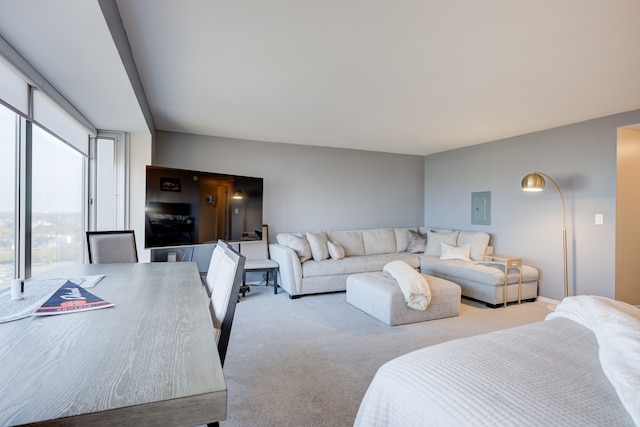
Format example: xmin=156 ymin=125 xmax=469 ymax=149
xmin=232 ymin=189 xmax=245 ymax=199
xmin=522 ymin=173 xmax=545 ymax=192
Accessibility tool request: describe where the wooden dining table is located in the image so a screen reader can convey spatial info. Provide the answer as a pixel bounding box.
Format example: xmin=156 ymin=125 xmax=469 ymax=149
xmin=0 ymin=262 xmax=226 ymax=426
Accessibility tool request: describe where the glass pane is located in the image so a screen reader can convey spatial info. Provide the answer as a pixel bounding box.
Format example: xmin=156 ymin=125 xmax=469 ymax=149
xmin=96 ymin=137 xmax=116 ymax=230
xmin=31 ymin=125 xmax=84 ymax=276
xmin=0 ymin=105 xmax=16 ymax=289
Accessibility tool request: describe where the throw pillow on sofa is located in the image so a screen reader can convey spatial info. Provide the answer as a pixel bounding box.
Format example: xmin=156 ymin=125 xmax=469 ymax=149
xmin=407 ymin=230 xmax=427 ymax=253
xmin=306 ymin=231 xmax=329 ymax=261
xmin=440 ymin=243 xmax=471 ymax=261
xmin=327 ymin=241 xmax=346 ymax=260
xmin=278 ymin=232 xmax=312 ymax=262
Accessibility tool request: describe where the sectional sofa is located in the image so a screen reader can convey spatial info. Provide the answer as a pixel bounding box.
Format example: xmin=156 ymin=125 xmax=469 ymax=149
xmin=269 ymin=227 xmax=539 ymax=306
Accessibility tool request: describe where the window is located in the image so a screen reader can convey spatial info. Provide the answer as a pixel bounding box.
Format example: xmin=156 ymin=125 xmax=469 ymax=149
xmin=0 ymin=50 xmax=102 ymax=284
xmin=96 ymin=136 xmax=116 ymax=229
xmin=30 ymin=125 xmax=85 ymax=276
xmin=93 ymin=132 xmax=128 ymax=231
xmin=0 ymin=104 xmax=17 ymax=288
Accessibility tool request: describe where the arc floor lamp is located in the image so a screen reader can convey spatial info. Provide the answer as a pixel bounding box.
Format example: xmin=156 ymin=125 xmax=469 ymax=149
xmin=521 ymin=172 xmax=569 ymax=299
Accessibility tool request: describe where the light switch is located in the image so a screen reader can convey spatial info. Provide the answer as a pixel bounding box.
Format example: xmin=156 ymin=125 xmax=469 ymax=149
xmin=595 ymin=214 xmax=604 ymax=225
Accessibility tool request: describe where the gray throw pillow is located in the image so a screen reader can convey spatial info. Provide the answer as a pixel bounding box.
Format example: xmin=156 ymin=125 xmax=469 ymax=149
xmin=406 ymin=230 xmax=427 ymax=253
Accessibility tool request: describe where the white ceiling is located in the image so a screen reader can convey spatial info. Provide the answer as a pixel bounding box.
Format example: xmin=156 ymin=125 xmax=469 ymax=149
xmin=1 ymin=0 xmax=639 ymax=155
xmin=0 ymin=1 xmax=148 ymax=134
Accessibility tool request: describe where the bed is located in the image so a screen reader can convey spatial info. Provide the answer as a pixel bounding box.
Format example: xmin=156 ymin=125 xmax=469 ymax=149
xmin=354 ymin=296 xmax=640 ymax=426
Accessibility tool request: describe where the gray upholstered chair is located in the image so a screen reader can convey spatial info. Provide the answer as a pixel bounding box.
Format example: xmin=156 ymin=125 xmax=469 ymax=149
xmin=86 ymin=230 xmax=138 ymax=264
xmin=206 ymin=239 xmax=245 ymax=366
xmin=203 ymin=240 xmax=245 ymax=427
xmin=238 ymin=225 xmax=279 ymax=296
xmin=204 ymin=240 xmax=231 ymax=296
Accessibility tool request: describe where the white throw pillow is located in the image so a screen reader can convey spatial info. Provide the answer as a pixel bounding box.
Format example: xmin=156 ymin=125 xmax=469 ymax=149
xmin=306 ymin=231 xmax=329 ymax=261
xmin=440 ymin=243 xmax=471 ymax=261
xmin=327 ymin=241 xmax=346 ymax=260
xmin=284 ymin=233 xmax=312 ymax=262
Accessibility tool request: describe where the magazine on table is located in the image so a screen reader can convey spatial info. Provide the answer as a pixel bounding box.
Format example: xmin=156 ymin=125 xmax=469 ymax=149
xmin=33 ymin=281 xmax=114 ymax=316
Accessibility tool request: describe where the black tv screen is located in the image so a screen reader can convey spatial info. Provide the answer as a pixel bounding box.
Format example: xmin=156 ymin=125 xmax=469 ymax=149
xmin=145 ymin=165 xmax=263 ymax=248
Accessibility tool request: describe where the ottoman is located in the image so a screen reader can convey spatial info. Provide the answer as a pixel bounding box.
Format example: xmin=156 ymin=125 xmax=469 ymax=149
xmin=346 ymin=271 xmax=461 ymax=326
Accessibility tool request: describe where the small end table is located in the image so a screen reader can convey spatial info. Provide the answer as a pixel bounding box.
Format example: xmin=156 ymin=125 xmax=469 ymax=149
xmin=486 ymin=254 xmax=522 ymax=308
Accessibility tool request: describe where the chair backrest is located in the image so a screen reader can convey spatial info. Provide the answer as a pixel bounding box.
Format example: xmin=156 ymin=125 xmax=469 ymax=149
xmin=208 ymin=239 xmax=245 ymax=366
xmin=239 ymin=224 xmax=270 ymax=260
xmin=205 ymin=240 xmax=230 ymax=296
xmin=86 ymin=230 xmax=138 ymax=264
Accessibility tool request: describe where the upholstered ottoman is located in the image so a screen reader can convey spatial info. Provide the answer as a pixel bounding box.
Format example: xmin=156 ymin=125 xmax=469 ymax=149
xmin=346 ymin=271 xmax=461 ymax=326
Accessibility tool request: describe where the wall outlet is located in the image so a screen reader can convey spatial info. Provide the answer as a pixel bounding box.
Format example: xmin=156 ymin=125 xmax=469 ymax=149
xmin=595 ymin=214 xmax=604 ymax=225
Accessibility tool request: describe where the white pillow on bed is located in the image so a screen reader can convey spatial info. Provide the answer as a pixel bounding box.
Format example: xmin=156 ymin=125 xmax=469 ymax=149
xmin=440 ymin=243 xmax=471 ymax=261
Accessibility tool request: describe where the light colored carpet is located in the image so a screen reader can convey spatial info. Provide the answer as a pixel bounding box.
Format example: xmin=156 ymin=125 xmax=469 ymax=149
xmin=220 ymin=285 xmax=550 ymax=427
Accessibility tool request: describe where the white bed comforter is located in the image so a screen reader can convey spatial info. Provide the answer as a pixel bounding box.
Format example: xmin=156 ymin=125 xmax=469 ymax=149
xmin=547 ymin=296 xmax=640 ymax=425
xmin=354 ymin=296 xmax=638 ymax=427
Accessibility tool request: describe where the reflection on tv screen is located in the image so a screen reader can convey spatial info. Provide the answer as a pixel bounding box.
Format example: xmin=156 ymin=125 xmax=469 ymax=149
xmin=145 ymin=166 xmax=263 ymax=248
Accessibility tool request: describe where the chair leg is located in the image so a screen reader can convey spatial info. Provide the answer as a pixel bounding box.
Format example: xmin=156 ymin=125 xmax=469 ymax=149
xmin=273 ymin=268 xmax=278 ymax=294
xmin=239 ymin=270 xmax=250 ymax=297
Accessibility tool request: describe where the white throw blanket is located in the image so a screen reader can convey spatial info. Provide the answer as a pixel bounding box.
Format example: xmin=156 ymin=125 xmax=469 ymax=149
xmin=547 ymin=296 xmax=640 ymax=426
xmin=383 ymin=260 xmax=431 ymax=310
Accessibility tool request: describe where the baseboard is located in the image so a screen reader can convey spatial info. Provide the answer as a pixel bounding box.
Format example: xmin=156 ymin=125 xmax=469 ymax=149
xmin=537 ymin=296 xmax=561 ymax=305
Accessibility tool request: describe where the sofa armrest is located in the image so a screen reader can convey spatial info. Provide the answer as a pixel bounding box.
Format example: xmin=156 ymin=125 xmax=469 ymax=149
xmin=269 ymin=243 xmax=303 ymax=297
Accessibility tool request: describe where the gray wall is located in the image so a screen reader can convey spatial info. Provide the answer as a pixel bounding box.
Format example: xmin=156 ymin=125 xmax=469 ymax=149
xmin=154 ymin=131 xmax=425 ymax=239
xmin=425 ymin=110 xmax=640 ymax=301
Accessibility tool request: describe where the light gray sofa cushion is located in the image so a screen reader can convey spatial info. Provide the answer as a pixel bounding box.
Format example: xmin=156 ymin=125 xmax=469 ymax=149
xmin=327 ymin=230 xmax=365 ymax=256
xmin=394 ymin=228 xmax=415 ymax=253
xmin=362 ymin=228 xmax=396 ymax=255
xmin=424 ymin=230 xmax=459 ymax=257
xmin=302 ymin=253 xmax=420 ymax=278
xmin=419 ymin=227 xmax=453 ymax=235
xmin=457 ymin=231 xmax=490 ymax=261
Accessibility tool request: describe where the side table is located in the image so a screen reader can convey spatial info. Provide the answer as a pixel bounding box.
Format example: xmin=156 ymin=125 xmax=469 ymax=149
xmin=486 ymin=254 xmax=522 ymax=308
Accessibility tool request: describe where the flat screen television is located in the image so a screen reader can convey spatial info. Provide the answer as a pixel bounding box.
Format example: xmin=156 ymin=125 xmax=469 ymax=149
xmin=145 ymin=165 xmax=263 ymax=248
